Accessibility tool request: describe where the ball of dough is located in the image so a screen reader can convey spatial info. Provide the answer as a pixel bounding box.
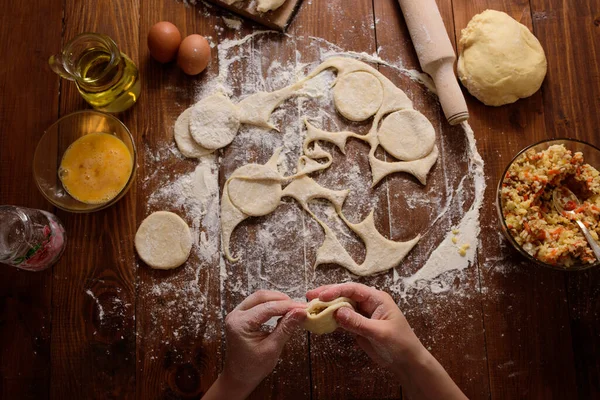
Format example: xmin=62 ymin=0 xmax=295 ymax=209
xmin=333 ymin=71 xmax=384 ymax=122
xmin=190 ymin=92 xmax=241 ymax=150
xmin=174 ymin=107 xmax=213 ymax=158
xmin=302 ymin=297 xmax=356 ymax=335
xmin=227 ymin=164 xmax=282 ymax=217
xmin=377 ymin=110 xmax=436 ymax=161
xmin=135 ymin=211 xmax=193 ymax=270
xmin=457 ymin=9 xmax=547 ymax=106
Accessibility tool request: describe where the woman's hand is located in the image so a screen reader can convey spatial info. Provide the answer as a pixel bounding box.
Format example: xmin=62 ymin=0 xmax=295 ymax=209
xmin=307 ymin=282 xmax=423 ymax=370
xmin=307 ymin=283 xmax=467 ymax=400
xmin=204 ymin=290 xmax=306 ymax=400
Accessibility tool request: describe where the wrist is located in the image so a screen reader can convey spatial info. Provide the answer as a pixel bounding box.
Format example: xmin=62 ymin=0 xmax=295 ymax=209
xmin=205 ymin=371 xmax=259 ymax=400
xmin=391 ymin=339 xmax=430 ymax=381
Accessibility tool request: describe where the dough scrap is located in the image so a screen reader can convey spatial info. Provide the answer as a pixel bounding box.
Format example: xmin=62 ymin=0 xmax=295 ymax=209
xmin=312 ymin=210 xmax=421 ymax=276
xmin=135 ymin=211 xmax=193 ymax=270
xmin=370 ymin=145 xmax=439 ymax=186
xmin=190 ymin=92 xmax=241 ymax=150
xmin=377 ymin=110 xmax=436 ymax=161
xmin=213 ymin=56 xmax=439 ymax=274
xmin=174 ymin=107 xmax=213 ymax=159
xmin=221 ymin=150 xmax=283 ymax=261
xmin=302 ymin=297 xmax=357 ymax=335
xmin=333 ymin=71 xmax=384 ymax=121
xmin=457 ymin=9 xmax=547 ymax=106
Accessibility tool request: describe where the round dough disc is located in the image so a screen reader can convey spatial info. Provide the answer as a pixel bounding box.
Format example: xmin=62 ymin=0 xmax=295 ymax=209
xmin=190 ymin=92 xmax=241 ymax=150
xmin=174 ymin=107 xmax=214 ymax=158
xmin=227 ymin=165 xmax=282 ymax=217
xmin=135 ymin=211 xmax=193 ymax=270
xmin=377 ymin=110 xmax=436 ymax=161
xmin=457 ymin=9 xmax=547 ymax=106
xmin=333 ymin=71 xmax=384 ymax=122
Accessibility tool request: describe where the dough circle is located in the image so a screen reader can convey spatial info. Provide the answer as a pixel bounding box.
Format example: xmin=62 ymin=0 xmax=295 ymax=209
xmin=377 ymin=110 xmax=436 ymax=161
xmin=227 ymin=165 xmax=282 ymax=217
xmin=302 ymin=297 xmax=357 ymax=335
xmin=190 ymin=92 xmax=241 ymax=150
xmin=135 ymin=211 xmax=193 ymax=270
xmin=457 ymin=9 xmax=547 ymax=106
xmin=333 ymin=71 xmax=384 ymax=122
xmin=174 ymin=107 xmax=214 ymax=158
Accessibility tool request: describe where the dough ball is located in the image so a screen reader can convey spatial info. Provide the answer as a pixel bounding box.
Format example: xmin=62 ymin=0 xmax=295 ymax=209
xmin=174 ymin=107 xmax=214 ymax=158
xmin=190 ymin=92 xmax=241 ymax=150
xmin=333 ymin=71 xmax=384 ymax=122
xmin=457 ymin=9 xmax=547 ymax=106
xmin=302 ymin=297 xmax=357 ymax=335
xmin=377 ymin=110 xmax=436 ymax=161
xmin=135 ymin=211 xmax=193 ymax=270
xmin=227 ymin=165 xmax=282 ymax=217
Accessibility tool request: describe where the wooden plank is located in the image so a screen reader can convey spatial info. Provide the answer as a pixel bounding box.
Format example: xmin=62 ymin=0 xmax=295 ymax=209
xmin=373 ymin=1 xmax=491 ymax=399
xmin=213 ymin=8 xmax=312 ymax=399
xmin=528 ymin=0 xmax=600 ymax=397
xmin=286 ymin=1 xmax=409 ymax=399
xmin=451 ymin=0 xmax=578 ymax=398
xmin=134 ymin=1 xmax=224 ymax=399
xmin=204 ymin=0 xmax=303 ymax=30
xmin=49 ymin=1 xmax=140 ymax=398
xmin=0 ymin=1 xmax=63 ymax=399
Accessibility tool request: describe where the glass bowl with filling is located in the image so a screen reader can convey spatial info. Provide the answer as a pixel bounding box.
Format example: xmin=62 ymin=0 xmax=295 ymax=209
xmin=497 ymin=139 xmax=600 ymax=270
xmin=34 ymin=110 xmax=136 ymax=212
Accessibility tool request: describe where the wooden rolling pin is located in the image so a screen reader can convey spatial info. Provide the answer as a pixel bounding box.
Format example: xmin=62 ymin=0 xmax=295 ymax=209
xmin=397 ymin=0 xmax=469 ymax=125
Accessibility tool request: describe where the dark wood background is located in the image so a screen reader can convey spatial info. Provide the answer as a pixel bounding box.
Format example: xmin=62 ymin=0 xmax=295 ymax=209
xmin=1 ymin=0 xmax=599 ymax=399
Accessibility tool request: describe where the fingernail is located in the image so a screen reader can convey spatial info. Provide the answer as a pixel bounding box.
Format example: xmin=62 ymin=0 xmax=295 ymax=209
xmin=336 ymin=307 xmax=350 ymax=320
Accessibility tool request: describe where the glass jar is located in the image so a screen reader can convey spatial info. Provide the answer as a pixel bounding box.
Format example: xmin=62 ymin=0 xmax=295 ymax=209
xmin=0 ymin=206 xmax=67 ymax=271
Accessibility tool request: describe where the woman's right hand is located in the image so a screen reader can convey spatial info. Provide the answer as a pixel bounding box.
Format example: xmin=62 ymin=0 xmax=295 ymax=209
xmin=306 ymin=282 xmax=424 ymax=371
xmin=307 ymin=283 xmax=467 ymax=400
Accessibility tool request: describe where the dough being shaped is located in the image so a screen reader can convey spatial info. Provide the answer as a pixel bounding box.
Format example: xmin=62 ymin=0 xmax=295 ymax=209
xmin=190 ymin=92 xmax=241 ymax=150
xmin=174 ymin=107 xmax=213 ymax=158
xmin=135 ymin=211 xmax=193 ymax=270
xmin=333 ymin=71 xmax=384 ymax=121
xmin=302 ymin=297 xmax=357 ymax=335
xmin=377 ymin=110 xmax=436 ymax=161
xmin=457 ymin=9 xmax=547 ymax=106
xmin=228 ymin=165 xmax=283 ymax=217
xmin=257 ymin=0 xmax=286 ymax=12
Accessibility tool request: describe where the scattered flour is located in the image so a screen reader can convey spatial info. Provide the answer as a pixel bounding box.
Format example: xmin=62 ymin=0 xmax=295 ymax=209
xmin=86 ymin=289 xmax=106 ymax=322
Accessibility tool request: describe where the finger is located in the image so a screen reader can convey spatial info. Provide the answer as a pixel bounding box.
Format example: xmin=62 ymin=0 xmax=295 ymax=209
xmin=306 ymin=284 xmax=338 ymax=300
xmin=319 ymin=283 xmax=384 ymax=315
xmin=335 ymin=307 xmax=380 ymax=338
xmin=235 ymin=289 xmax=291 ymax=311
xmin=242 ymin=300 xmax=301 ymax=330
xmin=266 ymin=308 xmax=306 ymax=347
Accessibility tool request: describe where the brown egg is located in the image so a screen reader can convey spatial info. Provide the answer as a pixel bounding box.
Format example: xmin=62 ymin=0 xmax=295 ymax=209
xmin=177 ymin=34 xmax=211 ymax=76
xmin=147 ymin=21 xmax=181 ymax=63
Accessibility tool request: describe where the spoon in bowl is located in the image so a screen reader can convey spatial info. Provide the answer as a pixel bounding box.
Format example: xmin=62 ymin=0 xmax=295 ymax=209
xmin=552 ymin=187 xmax=600 ymax=261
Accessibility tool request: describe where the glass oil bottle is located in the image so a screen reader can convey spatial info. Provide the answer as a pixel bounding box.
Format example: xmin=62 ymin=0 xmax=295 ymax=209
xmin=49 ymin=33 xmax=141 ymax=113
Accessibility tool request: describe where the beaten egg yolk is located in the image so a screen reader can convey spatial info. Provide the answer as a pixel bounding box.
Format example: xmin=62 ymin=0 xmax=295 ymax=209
xmin=59 ymin=132 xmax=133 ymax=205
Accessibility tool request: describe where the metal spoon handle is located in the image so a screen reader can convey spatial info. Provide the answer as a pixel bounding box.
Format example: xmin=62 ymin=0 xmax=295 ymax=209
xmin=575 ymin=220 xmax=600 ymax=260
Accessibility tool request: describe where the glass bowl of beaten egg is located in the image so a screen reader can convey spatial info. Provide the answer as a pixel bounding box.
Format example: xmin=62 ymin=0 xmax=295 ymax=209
xmin=34 ymin=110 xmax=136 ymax=212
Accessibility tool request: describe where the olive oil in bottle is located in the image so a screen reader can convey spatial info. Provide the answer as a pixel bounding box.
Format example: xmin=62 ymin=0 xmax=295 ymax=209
xmin=49 ymin=33 xmax=141 ymax=113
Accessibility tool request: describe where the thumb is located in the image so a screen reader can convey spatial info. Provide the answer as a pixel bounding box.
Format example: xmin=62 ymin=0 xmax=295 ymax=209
xmin=335 ymin=307 xmax=379 ymax=338
xmin=268 ymin=308 xmax=306 ymax=346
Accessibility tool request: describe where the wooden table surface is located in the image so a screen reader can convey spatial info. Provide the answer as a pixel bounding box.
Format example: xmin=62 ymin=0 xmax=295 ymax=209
xmin=1 ymin=0 xmax=599 ymax=399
